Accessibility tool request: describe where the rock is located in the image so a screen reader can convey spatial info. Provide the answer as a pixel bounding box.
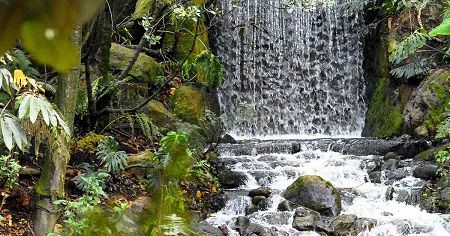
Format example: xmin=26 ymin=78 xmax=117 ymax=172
xmin=338 ymin=188 xmax=366 ymax=205
xmin=277 ymin=200 xmax=296 ymax=211
xmin=404 ymin=70 xmax=450 ymax=133
xmin=239 ymin=222 xmax=284 ymax=236
xmin=110 ymin=43 xmax=162 ymax=83
xmin=382 ymin=159 xmax=398 ymax=171
xmin=415 ymin=143 xmax=450 ymax=161
xmin=251 ymin=196 xmax=267 ymax=206
xmin=330 ymin=214 xmax=357 ymax=236
xmin=292 ymin=207 xmax=321 ymax=231
xmin=235 ymin=216 xmax=250 ymax=228
xmin=145 ymin=100 xmax=178 ymax=128
xmin=386 ymin=167 xmax=409 ymax=181
xmin=245 ymin=205 xmax=258 ymax=215
xmin=249 ymin=187 xmax=273 ymax=198
xmin=415 ymin=126 xmax=429 ymax=138
xmin=413 ymin=163 xmax=438 ymax=180
xmin=439 ymin=187 xmax=450 ymax=202
xmin=208 ymin=194 xmax=227 ymax=213
xmin=396 ymin=190 xmax=412 ymax=204
xmin=217 ymin=170 xmax=248 ymax=189
xmin=221 ymin=134 xmax=237 ymax=144
xmin=171 ymin=85 xmax=205 ymax=124
xmin=384 ymin=152 xmax=399 ymax=160
xmin=283 ymin=175 xmax=342 ymax=216
xmin=194 ymin=221 xmax=224 ymax=236
xmin=352 ymin=218 xmax=377 ymax=233
xmin=369 ymin=171 xmax=381 ymax=183
xmin=257 ymin=198 xmax=271 ymax=211
xmin=385 ymin=186 xmax=394 ymax=201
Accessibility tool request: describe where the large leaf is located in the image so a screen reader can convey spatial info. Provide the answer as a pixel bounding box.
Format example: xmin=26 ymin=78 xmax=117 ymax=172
xmin=21 ymin=21 xmax=80 ymax=73
xmin=429 ymin=18 xmax=450 ymax=37
xmin=18 ymin=94 xmax=31 ymax=119
xmin=132 ymin=0 xmax=152 ymax=19
xmin=4 ymin=117 xmax=27 ymax=151
xmin=29 ymin=95 xmax=38 ymax=123
xmin=1 ymin=117 xmax=13 ymax=150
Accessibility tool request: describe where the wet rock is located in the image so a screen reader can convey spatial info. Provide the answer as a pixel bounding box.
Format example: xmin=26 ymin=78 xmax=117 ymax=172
xmin=251 ymin=196 xmax=267 ymax=206
xmin=249 ymin=187 xmax=272 ymax=198
xmin=193 ymin=221 xmax=224 ymax=236
xmin=239 ymin=222 xmax=285 ymax=236
xmin=396 ymin=189 xmax=412 ymax=204
xmin=439 ymin=187 xmax=450 ymax=202
xmin=330 ymin=214 xmax=357 ymax=236
xmin=369 ymin=171 xmax=381 ymax=183
xmin=277 ymin=200 xmax=296 ymax=211
xmin=208 ymin=194 xmax=227 ymax=212
xmin=382 ymin=159 xmax=398 ymax=171
xmin=221 ymin=134 xmax=237 ymax=144
xmin=245 ymin=205 xmax=258 ymax=215
xmin=415 ymin=126 xmax=429 ymax=138
xmin=384 ymin=152 xmax=399 ymax=160
xmin=385 ymin=186 xmax=394 ymax=200
xmin=386 ymin=167 xmax=409 ymax=181
xmin=257 ymin=198 xmax=272 ymax=211
xmin=250 ymin=212 xmax=292 ymax=226
xmin=217 ymin=170 xmax=248 ymax=189
xmin=352 ymin=218 xmax=377 ymax=233
xmin=292 ymin=207 xmax=321 ymax=231
xmin=338 ymin=188 xmax=366 ymax=205
xmin=393 ymin=219 xmax=432 ymax=234
xmin=413 ymin=163 xmax=438 ymax=180
xmin=283 ymin=175 xmax=342 ymax=216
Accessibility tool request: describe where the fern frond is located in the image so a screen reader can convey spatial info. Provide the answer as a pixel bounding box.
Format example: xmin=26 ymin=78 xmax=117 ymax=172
xmin=390 ymin=57 xmax=431 ymax=79
xmin=389 ymin=32 xmax=427 ymax=64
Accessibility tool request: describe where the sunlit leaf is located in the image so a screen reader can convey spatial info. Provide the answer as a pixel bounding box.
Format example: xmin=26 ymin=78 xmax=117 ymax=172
xmin=18 ymin=94 xmax=31 ymax=119
xmin=429 ymin=18 xmax=450 ymax=37
xmin=13 ymin=70 xmax=27 ymax=89
xmin=132 ymin=0 xmax=152 ymax=19
xmin=4 ymin=117 xmax=27 ymax=151
xmin=29 ymin=96 xmax=38 ymax=123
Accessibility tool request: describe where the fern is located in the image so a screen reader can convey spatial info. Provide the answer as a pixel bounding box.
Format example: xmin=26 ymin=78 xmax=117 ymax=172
xmin=182 ymin=50 xmax=224 ymax=87
xmin=436 ymin=110 xmax=450 ymax=139
xmin=136 ymin=113 xmax=154 ymax=140
xmin=389 ymin=32 xmax=427 ymax=64
xmin=390 ymin=56 xmax=431 ymax=79
xmin=96 ymin=136 xmax=128 ymax=173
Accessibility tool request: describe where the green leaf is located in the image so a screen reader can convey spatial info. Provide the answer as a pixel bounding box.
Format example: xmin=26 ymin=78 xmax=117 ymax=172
xmin=429 ymin=18 xmax=450 ymax=37
xmin=29 ymin=96 xmax=38 ymax=123
xmin=1 ymin=118 xmax=13 ymax=150
xmin=38 ymin=97 xmax=50 ymax=125
xmin=18 ymin=94 xmax=31 ymax=119
xmin=21 ymin=21 xmax=80 ymax=73
xmin=77 ymin=0 xmax=106 ymax=24
xmin=5 ymin=117 xmax=27 ymax=151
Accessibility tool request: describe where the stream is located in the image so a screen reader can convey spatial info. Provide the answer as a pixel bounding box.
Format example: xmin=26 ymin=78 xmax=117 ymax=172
xmin=206 ymin=139 xmax=450 ymax=235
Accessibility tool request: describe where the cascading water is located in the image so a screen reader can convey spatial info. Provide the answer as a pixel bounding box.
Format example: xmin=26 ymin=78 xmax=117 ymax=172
xmin=214 ymin=0 xmax=367 ymax=139
xmin=207 ymin=0 xmax=450 ymax=235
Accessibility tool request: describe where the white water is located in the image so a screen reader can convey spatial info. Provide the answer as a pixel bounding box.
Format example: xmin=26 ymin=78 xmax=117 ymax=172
xmin=206 ymin=142 xmax=450 ymax=235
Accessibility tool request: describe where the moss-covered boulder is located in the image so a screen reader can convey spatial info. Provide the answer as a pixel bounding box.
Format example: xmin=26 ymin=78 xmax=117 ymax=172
xmin=283 ymin=175 xmax=342 ymax=217
xmin=109 ymin=43 xmax=162 ymax=83
xmin=171 ymin=85 xmax=205 ymax=124
xmin=404 ymin=70 xmax=450 ymax=134
xmin=145 ymin=100 xmax=177 ymax=128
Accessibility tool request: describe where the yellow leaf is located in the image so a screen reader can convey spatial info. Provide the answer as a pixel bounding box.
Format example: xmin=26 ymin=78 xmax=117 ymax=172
xmin=195 ymin=190 xmax=202 ymax=198
xmin=211 ymin=186 xmax=217 ymax=193
xmin=14 ymin=70 xmax=28 ymax=88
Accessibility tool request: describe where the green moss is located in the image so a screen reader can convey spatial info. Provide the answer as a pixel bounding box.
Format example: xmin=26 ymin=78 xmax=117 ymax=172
xmin=74 ymin=132 xmax=105 ymax=152
xmin=423 ymin=71 xmax=450 ymax=132
xmin=171 ymin=85 xmax=205 ymax=124
xmin=109 ymin=43 xmax=163 ymax=84
xmin=365 ymin=77 xmax=404 ymax=137
xmin=145 ymin=99 xmax=177 ymax=128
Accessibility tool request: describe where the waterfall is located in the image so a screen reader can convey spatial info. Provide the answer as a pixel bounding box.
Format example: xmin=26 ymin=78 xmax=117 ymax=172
xmin=214 ymin=0 xmax=367 ymax=139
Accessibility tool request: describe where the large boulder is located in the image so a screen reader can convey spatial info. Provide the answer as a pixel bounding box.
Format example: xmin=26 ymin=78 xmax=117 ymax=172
xmin=404 ymin=70 xmax=450 ymax=134
xmin=217 ymin=170 xmax=248 ymax=189
xmin=283 ymin=175 xmax=342 ymax=216
xmin=145 ymin=100 xmax=178 ymax=128
xmin=109 ymin=43 xmax=162 ymax=83
xmin=413 ymin=163 xmax=438 ymax=180
xmin=171 ymin=85 xmax=205 ymax=124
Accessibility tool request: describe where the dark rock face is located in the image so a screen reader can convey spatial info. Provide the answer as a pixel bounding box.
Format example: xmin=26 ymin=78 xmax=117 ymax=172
xmin=221 ymin=134 xmax=237 ymax=144
xmin=217 ymin=170 xmax=248 ymax=189
xmin=413 ymin=163 xmax=438 ymax=180
xmin=193 ymin=221 xmax=224 ymax=236
xmin=330 ymin=214 xmax=357 ymax=236
xmin=396 ymin=190 xmax=412 ymax=204
xmin=292 ymin=207 xmax=321 ymax=231
xmin=249 ymin=187 xmax=273 ymax=198
xmin=369 ymin=171 xmax=381 ymax=183
xmin=338 ymin=188 xmax=366 ymax=205
xmin=235 ymin=216 xmax=286 ymax=236
xmin=277 ymin=200 xmax=296 ymax=211
xmin=283 ymin=175 xmax=342 ymax=216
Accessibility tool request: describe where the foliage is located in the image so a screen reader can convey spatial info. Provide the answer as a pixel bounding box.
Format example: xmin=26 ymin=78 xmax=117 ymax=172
xmin=182 ymin=50 xmax=224 ymax=86
xmin=390 ymin=56 xmax=432 ymax=78
xmin=134 ymin=113 xmax=161 ymax=141
xmin=429 ymin=1 xmax=450 ymax=37
xmin=0 ymin=0 xmax=104 ymax=72
xmin=0 ymin=155 xmax=21 ymax=190
xmin=435 ymin=150 xmax=450 ymax=177
xmin=55 ymin=172 xmax=110 ymax=235
xmin=96 ymin=136 xmax=128 ymax=173
xmin=74 ymin=132 xmax=105 ymax=152
xmin=389 ymin=32 xmax=427 ymax=64
xmin=436 ymin=110 xmax=450 ymax=139
xmin=0 ymin=49 xmax=39 ymax=79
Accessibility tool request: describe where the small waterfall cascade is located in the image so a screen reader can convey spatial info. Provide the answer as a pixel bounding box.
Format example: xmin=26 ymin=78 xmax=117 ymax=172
xmin=214 ymin=0 xmax=367 ymax=139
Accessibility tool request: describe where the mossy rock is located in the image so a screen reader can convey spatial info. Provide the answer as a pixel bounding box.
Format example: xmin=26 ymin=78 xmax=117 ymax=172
xmin=283 ymin=175 xmax=342 ymax=217
xmin=145 ymin=100 xmax=178 ymax=128
xmin=404 ymin=70 xmax=450 ymax=134
xmin=171 ymin=85 xmax=205 ymax=124
xmin=363 ymin=77 xmax=406 ymax=137
xmin=109 ymin=43 xmax=163 ymax=84
xmin=415 ymin=143 xmax=450 ymax=161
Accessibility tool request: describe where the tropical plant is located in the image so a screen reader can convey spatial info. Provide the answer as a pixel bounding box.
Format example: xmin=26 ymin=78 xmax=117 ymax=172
xmin=182 ymin=50 xmax=224 ymax=87
xmin=96 ymin=136 xmax=128 ymax=173
xmin=0 ymin=155 xmax=21 ymax=190
xmin=435 ymin=150 xmax=450 ymax=178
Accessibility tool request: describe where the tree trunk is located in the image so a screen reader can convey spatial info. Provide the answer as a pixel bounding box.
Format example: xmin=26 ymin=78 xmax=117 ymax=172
xmin=32 ymin=27 xmax=81 ymax=236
